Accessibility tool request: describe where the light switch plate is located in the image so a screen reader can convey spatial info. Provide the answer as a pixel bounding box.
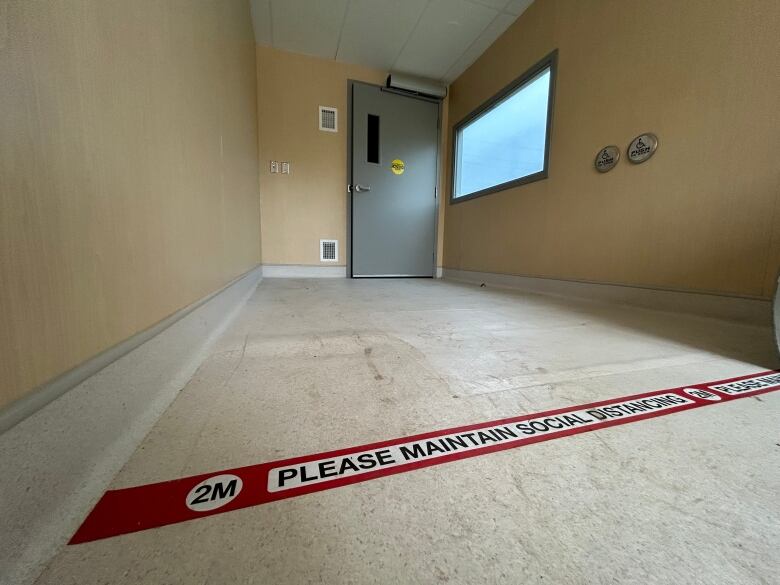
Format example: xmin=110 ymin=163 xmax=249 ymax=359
xmin=281 ymin=162 xmax=290 ymax=174
xmin=270 ymin=161 xmax=279 ymax=173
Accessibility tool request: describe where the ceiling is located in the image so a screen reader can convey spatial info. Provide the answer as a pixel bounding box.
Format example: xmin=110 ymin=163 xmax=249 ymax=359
xmin=250 ymin=0 xmax=534 ymax=84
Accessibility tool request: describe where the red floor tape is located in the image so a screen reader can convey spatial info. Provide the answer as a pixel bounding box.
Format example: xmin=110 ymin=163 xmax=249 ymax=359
xmin=70 ymin=370 xmax=780 ymax=544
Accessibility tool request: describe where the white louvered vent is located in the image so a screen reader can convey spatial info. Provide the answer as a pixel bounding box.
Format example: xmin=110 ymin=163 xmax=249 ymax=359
xmin=319 ymin=106 xmax=338 ymax=132
xmin=320 ymin=239 xmax=338 ymax=262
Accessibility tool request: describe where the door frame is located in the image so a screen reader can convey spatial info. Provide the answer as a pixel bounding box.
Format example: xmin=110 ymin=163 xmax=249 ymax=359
xmin=346 ymin=79 xmax=442 ymax=279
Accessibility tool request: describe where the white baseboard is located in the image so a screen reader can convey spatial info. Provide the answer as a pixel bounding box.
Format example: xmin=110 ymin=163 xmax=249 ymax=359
xmin=0 ymin=266 xmax=262 ymax=585
xmin=442 ymin=268 xmax=771 ymax=326
xmin=262 ymin=264 xmax=346 ymax=278
xmin=435 ymin=266 xmax=443 ymax=278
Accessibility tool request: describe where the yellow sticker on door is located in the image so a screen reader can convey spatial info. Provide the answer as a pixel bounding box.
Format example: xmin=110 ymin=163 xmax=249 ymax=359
xmin=391 ymin=159 xmax=405 ymax=175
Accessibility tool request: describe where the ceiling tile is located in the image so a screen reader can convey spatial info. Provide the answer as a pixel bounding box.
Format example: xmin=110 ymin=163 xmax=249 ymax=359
xmin=393 ymin=0 xmax=497 ymax=79
xmin=336 ymin=0 xmax=428 ymax=71
xmin=250 ymin=0 xmax=533 ymax=80
xmin=250 ymin=0 xmax=272 ymax=46
xmin=504 ymin=0 xmax=534 ymax=16
xmin=469 ymin=0 xmax=512 ymax=10
xmin=271 ymin=0 xmax=349 ymax=59
xmin=442 ymin=11 xmax=516 ymax=82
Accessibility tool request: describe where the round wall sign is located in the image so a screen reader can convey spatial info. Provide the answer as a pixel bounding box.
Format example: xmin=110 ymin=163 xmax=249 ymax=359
xmin=391 ymin=159 xmax=405 ymax=175
xmin=594 ymin=145 xmax=620 ymax=173
xmin=627 ymin=133 xmax=658 ymax=164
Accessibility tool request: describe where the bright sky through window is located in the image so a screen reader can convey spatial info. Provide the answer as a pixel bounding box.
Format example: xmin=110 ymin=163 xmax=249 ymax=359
xmin=454 ymin=67 xmax=552 ymax=199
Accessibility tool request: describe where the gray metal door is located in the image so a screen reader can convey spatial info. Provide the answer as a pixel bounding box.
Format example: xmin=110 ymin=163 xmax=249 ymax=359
xmin=350 ymin=83 xmax=439 ymax=277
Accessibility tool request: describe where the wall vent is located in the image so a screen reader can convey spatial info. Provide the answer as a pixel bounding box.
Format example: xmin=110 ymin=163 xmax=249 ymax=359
xmin=320 ymin=239 xmax=338 ymax=262
xmin=319 ymin=106 xmax=338 ymax=132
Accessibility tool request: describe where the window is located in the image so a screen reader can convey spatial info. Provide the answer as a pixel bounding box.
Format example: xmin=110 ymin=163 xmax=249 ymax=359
xmin=452 ymin=51 xmax=556 ymax=202
xmin=367 ymin=114 xmax=380 ymax=164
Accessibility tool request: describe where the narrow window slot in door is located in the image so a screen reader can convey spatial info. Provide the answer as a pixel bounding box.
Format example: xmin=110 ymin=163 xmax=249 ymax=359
xmin=367 ymin=114 xmax=380 ymax=164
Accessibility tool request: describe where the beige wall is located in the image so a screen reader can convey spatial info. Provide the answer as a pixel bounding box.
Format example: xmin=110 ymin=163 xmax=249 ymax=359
xmin=0 ymin=0 xmax=261 ymax=409
xmin=256 ymin=46 xmax=448 ymax=268
xmin=256 ymin=46 xmax=382 ymax=267
xmin=444 ymin=0 xmax=780 ymax=299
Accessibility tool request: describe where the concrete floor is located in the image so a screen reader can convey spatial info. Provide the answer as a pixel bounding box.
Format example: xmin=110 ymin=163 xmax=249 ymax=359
xmin=35 ymin=279 xmax=779 ymax=584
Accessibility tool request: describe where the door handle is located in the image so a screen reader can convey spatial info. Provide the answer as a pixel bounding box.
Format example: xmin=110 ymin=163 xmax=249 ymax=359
xmin=353 ymin=184 xmax=371 ymax=193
